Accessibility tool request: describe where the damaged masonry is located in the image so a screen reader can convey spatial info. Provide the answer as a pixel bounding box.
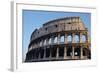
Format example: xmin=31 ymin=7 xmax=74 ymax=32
xmin=25 ymin=17 xmax=91 ymax=62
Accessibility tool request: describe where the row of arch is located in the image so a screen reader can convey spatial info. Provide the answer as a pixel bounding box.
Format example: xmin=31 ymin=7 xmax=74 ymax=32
xmin=26 ymin=46 xmax=91 ymax=61
xmin=39 ymin=33 xmax=87 ymax=47
xmin=48 ymin=35 xmax=86 ymax=44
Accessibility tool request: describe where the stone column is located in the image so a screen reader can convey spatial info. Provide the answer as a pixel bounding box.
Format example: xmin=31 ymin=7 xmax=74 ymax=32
xmin=33 ymin=44 xmax=35 ymax=49
xmin=56 ymin=33 xmax=60 ymax=59
xmin=51 ymin=35 xmax=54 ymax=45
xmin=42 ymin=40 xmax=44 ymax=46
xmin=37 ymin=42 xmax=39 ymax=48
xmin=46 ymin=38 xmax=49 ymax=46
xmin=35 ymin=43 xmax=38 ymax=49
xmin=43 ymin=47 xmax=46 ymax=59
xmin=39 ymin=41 xmax=42 ymax=47
xmin=43 ymin=39 xmax=46 ymax=46
xmin=65 ymin=33 xmax=67 ymax=44
xmin=86 ymin=32 xmax=90 ymax=43
xmin=35 ymin=43 xmax=37 ymax=48
xmin=72 ymin=33 xmax=75 ymax=43
xmin=72 ymin=47 xmax=75 ymax=59
xmin=57 ymin=33 xmax=60 ymax=44
xmin=34 ymin=49 xmax=36 ymax=59
xmin=79 ymin=33 xmax=82 ymax=43
xmin=44 ymin=39 xmax=46 ymax=46
xmin=56 ymin=47 xmax=59 ymax=59
xmin=49 ymin=48 xmax=51 ymax=59
xmin=38 ymin=48 xmax=41 ymax=60
xmin=64 ymin=46 xmax=67 ymax=59
xmin=80 ymin=46 xmax=83 ymax=59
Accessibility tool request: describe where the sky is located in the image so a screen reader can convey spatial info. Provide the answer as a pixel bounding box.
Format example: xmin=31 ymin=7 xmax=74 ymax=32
xmin=22 ymin=10 xmax=91 ymax=62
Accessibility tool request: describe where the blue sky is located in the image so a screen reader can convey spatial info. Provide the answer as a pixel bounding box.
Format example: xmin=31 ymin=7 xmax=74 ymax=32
xmin=22 ymin=10 xmax=91 ymax=61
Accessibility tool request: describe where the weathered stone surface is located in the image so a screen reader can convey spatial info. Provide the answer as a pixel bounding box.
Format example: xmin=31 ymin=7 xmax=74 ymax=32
xmin=25 ymin=17 xmax=91 ymax=62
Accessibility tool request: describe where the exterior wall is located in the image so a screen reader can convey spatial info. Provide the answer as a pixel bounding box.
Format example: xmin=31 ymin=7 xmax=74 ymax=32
xmin=25 ymin=16 xmax=91 ymax=62
xmin=30 ymin=17 xmax=87 ymax=42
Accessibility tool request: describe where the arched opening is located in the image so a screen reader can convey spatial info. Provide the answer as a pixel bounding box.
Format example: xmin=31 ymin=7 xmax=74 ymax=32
xmin=40 ymin=41 xmax=42 ymax=47
xmin=74 ymin=47 xmax=80 ymax=56
xmin=54 ymin=36 xmax=57 ymax=44
xmin=40 ymin=48 xmax=44 ymax=59
xmin=74 ymin=35 xmax=79 ymax=43
xmin=27 ymin=51 xmax=32 ymax=60
xmin=35 ymin=48 xmax=39 ymax=59
xmin=60 ymin=35 xmax=65 ymax=44
xmin=43 ymin=39 xmax=46 ymax=46
xmin=48 ymin=38 xmax=51 ymax=44
xmin=83 ymin=47 xmax=89 ymax=56
xmin=88 ymin=51 xmax=91 ymax=59
xmin=67 ymin=35 xmax=72 ymax=43
xmin=51 ymin=47 xmax=57 ymax=57
xmin=46 ymin=48 xmax=50 ymax=58
xmin=81 ymin=35 xmax=86 ymax=43
xmin=67 ymin=46 xmax=72 ymax=56
xmin=59 ymin=46 xmax=64 ymax=57
xmin=31 ymin=49 xmax=35 ymax=59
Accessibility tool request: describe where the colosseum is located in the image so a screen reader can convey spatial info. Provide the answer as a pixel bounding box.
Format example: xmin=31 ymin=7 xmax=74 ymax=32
xmin=25 ymin=16 xmax=91 ymax=62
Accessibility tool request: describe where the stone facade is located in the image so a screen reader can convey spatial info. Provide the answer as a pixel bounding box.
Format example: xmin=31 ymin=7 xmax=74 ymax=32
xmin=25 ymin=17 xmax=91 ymax=62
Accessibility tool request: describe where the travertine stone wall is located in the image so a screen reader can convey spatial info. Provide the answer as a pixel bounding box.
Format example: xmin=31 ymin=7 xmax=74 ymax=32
xmin=25 ymin=17 xmax=91 ymax=62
